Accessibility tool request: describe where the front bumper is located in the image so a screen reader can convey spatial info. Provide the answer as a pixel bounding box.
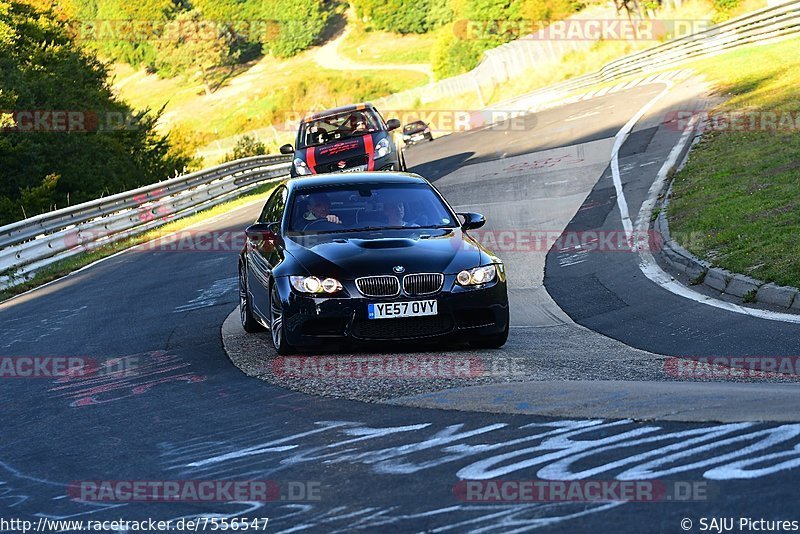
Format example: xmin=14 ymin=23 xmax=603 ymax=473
xmin=292 ymin=153 xmax=400 ymax=177
xmin=372 ymin=152 xmax=399 ymax=171
xmin=278 ymin=275 xmax=509 ymax=348
xmin=403 ymin=133 xmax=431 ymax=145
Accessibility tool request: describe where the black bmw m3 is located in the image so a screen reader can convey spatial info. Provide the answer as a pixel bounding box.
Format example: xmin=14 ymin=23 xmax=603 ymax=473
xmin=238 ymin=173 xmax=509 ymax=354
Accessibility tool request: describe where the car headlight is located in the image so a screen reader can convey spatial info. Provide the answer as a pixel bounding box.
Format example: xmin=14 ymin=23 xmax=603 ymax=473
xmin=456 ymin=265 xmax=497 ymax=286
xmin=293 ymin=158 xmax=312 ymax=176
xmin=374 ymin=138 xmax=392 ymax=158
xmin=290 ymin=276 xmax=342 ymax=294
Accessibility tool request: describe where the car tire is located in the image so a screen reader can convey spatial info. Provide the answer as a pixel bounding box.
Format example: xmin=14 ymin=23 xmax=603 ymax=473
xmin=469 ymin=324 xmax=509 ymax=349
xmin=239 ymin=261 xmax=265 ymax=333
xmin=270 ymin=281 xmax=295 ymax=355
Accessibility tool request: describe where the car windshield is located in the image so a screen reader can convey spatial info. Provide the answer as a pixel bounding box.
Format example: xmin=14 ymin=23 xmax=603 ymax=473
xmin=287 ymin=183 xmax=458 ymax=234
xmin=299 ymin=109 xmax=383 ymax=148
xmin=403 ymin=121 xmax=426 ymax=133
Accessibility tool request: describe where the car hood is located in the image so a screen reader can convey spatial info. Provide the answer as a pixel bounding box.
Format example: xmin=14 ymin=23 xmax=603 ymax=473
xmin=296 ymin=132 xmax=389 ymax=172
xmin=283 ymin=228 xmax=494 ymax=279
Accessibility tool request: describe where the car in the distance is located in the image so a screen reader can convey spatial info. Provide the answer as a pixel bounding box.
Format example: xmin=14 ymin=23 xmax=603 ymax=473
xmin=238 ymin=172 xmax=509 ymax=354
xmin=402 ymin=120 xmax=434 ymax=146
xmin=280 ymin=103 xmax=406 ymax=177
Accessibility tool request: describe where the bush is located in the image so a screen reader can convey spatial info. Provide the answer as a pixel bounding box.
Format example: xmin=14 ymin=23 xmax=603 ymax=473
xmin=355 ymin=0 xmax=429 ymax=33
xmin=354 ymin=0 xmax=452 ymax=33
xmin=714 ymin=0 xmax=741 ymax=10
xmin=430 ymin=0 xmax=581 ymax=79
xmin=711 ymin=0 xmax=741 ymax=21
xmin=431 ymin=24 xmax=486 ymax=78
xmin=223 ymin=135 xmax=267 ymax=162
xmin=520 ymin=0 xmax=577 ymax=21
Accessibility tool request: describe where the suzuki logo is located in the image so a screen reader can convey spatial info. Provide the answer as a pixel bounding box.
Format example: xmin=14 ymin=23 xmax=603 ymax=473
xmin=393 ymin=265 xmax=405 ymax=274
xmin=337 ymin=160 xmax=346 ymax=169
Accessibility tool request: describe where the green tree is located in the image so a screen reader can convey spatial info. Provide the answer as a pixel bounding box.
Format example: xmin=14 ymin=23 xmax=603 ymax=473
xmin=431 ymin=0 xmax=580 ymax=79
xmin=78 ymin=0 xmax=176 ymax=67
xmin=259 ymin=0 xmax=329 ymax=58
xmin=430 ymin=24 xmax=486 ymax=78
xmin=152 ymin=9 xmax=240 ymax=95
xmin=189 ymin=0 xmax=263 ymax=62
xmin=0 ymin=0 xmax=191 ymax=225
xmin=353 ymin=0 xmax=452 ymax=33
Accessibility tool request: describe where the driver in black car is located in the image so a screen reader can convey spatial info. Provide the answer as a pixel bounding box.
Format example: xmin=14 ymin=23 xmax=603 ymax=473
xmin=302 ymin=193 xmax=342 ymax=229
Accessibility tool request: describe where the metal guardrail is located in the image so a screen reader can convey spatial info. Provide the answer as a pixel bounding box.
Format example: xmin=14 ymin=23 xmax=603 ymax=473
xmin=491 ymin=0 xmax=800 ymax=111
xmin=2 ymin=0 xmax=799 ymax=290
xmin=0 ymin=154 xmax=291 ymax=288
xmin=378 ymin=0 xmax=800 ymax=110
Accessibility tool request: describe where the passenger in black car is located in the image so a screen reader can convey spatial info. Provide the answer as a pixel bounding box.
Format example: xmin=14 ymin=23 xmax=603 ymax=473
xmin=382 ymin=198 xmax=419 ymax=227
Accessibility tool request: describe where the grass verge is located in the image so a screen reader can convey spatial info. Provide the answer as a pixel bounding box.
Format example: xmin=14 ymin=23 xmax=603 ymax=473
xmin=412 ymin=0 xmax=731 ymax=114
xmin=0 ymin=183 xmax=277 ymax=303
xmin=112 ymin=53 xmax=428 ymax=164
xmin=339 ymin=26 xmax=437 ymax=65
xmin=667 ymin=36 xmax=800 ymax=288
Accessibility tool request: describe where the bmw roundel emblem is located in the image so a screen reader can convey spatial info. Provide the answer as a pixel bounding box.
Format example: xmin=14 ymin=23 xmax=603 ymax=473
xmin=393 ymin=265 xmax=405 ymax=274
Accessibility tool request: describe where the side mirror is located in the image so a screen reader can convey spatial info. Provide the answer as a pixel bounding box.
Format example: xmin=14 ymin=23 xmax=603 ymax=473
xmin=458 ymin=212 xmax=486 ymax=231
xmin=279 ymin=144 xmax=294 ymax=155
xmin=245 ymin=223 xmax=279 ymax=246
xmin=386 ymin=118 xmax=401 ymax=131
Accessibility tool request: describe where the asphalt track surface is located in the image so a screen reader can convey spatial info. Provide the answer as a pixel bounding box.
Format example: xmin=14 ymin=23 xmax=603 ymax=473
xmin=2 ymin=75 xmax=800 ymax=532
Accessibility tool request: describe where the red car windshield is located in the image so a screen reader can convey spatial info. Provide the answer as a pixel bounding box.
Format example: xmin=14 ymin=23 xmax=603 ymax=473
xmin=299 ymin=109 xmax=383 ymax=148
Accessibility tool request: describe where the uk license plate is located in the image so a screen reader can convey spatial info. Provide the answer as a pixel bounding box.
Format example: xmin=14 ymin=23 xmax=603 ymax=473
xmin=368 ymin=300 xmax=438 ymax=319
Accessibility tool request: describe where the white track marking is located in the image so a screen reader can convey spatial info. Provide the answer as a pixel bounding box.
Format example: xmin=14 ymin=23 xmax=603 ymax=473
xmin=610 ymin=80 xmax=800 ymax=322
xmin=565 ymin=111 xmax=600 ymax=122
xmin=631 ymin=115 xmax=800 ymax=324
xmin=174 ymin=276 xmax=238 ymax=313
xmin=610 ymin=81 xmax=673 ymax=243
